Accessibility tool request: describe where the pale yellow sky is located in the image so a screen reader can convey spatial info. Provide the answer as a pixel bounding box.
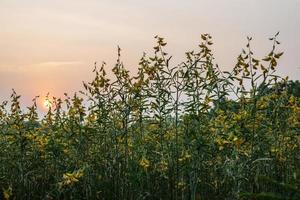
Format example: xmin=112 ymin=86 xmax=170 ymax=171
xmin=0 ymin=0 xmax=299 ymax=107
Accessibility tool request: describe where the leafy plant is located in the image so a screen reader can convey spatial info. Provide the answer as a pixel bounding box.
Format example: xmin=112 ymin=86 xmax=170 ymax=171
xmin=0 ymin=33 xmax=299 ymax=200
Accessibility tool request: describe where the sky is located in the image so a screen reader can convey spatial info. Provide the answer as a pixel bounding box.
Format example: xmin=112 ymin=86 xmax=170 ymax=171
xmin=0 ymin=0 xmax=299 ymax=110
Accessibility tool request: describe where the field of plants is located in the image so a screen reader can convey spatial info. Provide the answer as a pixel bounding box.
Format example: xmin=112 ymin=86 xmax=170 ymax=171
xmin=0 ymin=33 xmax=299 ymax=199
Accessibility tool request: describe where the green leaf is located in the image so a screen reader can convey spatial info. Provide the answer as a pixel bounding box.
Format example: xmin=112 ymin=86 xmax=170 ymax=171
xmin=274 ymin=52 xmax=284 ymax=59
xmin=262 ymin=56 xmax=272 ymax=62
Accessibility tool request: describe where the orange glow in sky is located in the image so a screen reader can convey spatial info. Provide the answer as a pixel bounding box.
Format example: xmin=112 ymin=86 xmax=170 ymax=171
xmin=0 ymin=0 xmax=299 ymax=109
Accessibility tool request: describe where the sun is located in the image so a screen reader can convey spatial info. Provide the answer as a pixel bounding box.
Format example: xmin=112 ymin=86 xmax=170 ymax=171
xmin=43 ymin=99 xmax=52 ymax=109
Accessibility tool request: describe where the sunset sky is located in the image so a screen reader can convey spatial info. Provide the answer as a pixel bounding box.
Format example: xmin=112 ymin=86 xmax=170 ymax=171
xmin=0 ymin=0 xmax=299 ymax=110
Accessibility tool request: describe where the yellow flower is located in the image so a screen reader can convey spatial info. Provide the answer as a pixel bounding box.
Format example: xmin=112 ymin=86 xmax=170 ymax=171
xmin=177 ymin=181 xmax=186 ymax=189
xmin=58 ymin=169 xmax=84 ymax=188
xmin=179 ymin=151 xmax=192 ymax=162
xmin=3 ymin=186 xmax=12 ymax=200
xmin=288 ymin=95 xmax=296 ymax=104
xmin=215 ymin=138 xmax=230 ymax=150
xmin=148 ymin=123 xmax=158 ymax=131
xmin=257 ymin=97 xmax=269 ymax=109
xmin=63 ymin=148 xmax=70 ymax=155
xmin=271 ymin=147 xmax=279 ymax=153
xmin=139 ymin=157 xmax=150 ymax=170
xmin=164 ymin=129 xmax=175 ymax=140
xmin=86 ymin=113 xmax=97 ymax=123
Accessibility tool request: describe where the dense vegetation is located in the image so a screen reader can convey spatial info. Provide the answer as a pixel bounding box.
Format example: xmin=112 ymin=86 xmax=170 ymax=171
xmin=0 ymin=33 xmax=299 ymax=200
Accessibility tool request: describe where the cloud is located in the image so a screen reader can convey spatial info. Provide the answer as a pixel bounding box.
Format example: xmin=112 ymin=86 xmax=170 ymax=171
xmin=34 ymin=61 xmax=82 ymax=67
xmin=0 ymin=61 xmax=82 ymax=73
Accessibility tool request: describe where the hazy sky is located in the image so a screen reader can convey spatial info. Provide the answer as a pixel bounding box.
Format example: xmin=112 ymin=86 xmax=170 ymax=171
xmin=0 ymin=0 xmax=299 ymax=108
